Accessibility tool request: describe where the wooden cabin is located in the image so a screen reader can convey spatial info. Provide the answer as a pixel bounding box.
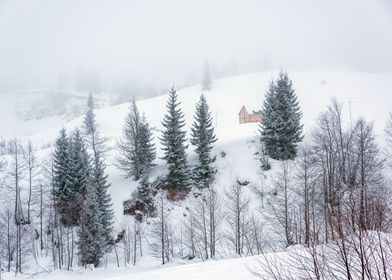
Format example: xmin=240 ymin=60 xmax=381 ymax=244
xmin=239 ymin=106 xmax=262 ymax=124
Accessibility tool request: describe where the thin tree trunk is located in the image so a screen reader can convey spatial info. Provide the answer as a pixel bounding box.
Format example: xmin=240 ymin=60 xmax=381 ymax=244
xmin=40 ymin=184 xmax=44 ymax=252
xmin=114 ymin=244 xmax=120 ymax=268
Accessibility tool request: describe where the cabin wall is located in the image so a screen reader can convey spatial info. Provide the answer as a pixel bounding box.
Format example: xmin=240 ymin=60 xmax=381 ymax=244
xmin=248 ymin=114 xmax=262 ymax=122
xmin=239 ymin=109 xmax=249 ymax=124
xmin=238 ymin=106 xmax=262 ymax=124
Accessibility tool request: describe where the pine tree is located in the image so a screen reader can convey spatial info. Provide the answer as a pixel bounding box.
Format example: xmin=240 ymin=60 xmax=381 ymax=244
xmin=190 ymin=94 xmax=217 ymax=188
xmin=201 ymin=61 xmax=212 ymax=91
xmin=65 ymin=129 xmax=90 ymax=227
xmin=134 ymin=116 xmax=156 ymax=203
xmin=83 ymin=93 xmax=114 ymax=242
xmin=117 ymin=98 xmax=156 ymax=181
xmin=78 ymin=178 xmax=104 ymax=267
xmin=160 ymin=87 xmax=189 ymax=191
xmin=53 ymin=128 xmax=69 ymax=203
xmin=53 ymin=128 xmax=73 ymax=226
xmin=139 ymin=115 xmax=156 ymax=176
xmin=259 ymin=72 xmax=303 ymax=160
xmin=137 ymin=172 xmax=153 ymax=204
xmin=92 ymin=158 xmax=113 ymax=242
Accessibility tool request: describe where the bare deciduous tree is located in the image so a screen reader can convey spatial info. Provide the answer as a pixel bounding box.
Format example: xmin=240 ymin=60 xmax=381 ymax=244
xmin=268 ymin=161 xmax=296 ymax=246
xmin=225 ymin=180 xmax=251 ymax=255
xmin=148 ymin=191 xmax=172 ymax=264
xmin=23 ymin=140 xmax=38 ymax=225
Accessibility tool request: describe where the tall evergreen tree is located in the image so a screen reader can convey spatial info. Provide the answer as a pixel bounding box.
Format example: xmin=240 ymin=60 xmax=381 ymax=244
xmin=53 ymin=128 xmax=72 ymax=226
xmin=190 ymin=94 xmax=217 ymax=188
xmin=160 ymin=87 xmax=189 ymax=191
xmin=83 ymin=93 xmax=113 ymax=242
xmin=139 ymin=115 xmax=156 ymax=175
xmin=201 ymin=61 xmax=212 ymax=91
xmin=259 ymin=72 xmax=303 ymax=160
xmin=92 ymin=157 xmax=113 ymax=242
xmin=65 ymin=129 xmax=90 ymax=227
xmin=53 ymin=128 xmax=69 ymax=194
xmin=117 ymin=97 xmax=156 ymax=181
xmin=78 ymin=177 xmax=104 ymax=267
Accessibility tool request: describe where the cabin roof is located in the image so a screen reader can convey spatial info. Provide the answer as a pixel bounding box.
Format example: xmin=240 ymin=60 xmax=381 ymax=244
xmin=239 ymin=105 xmax=248 ymax=115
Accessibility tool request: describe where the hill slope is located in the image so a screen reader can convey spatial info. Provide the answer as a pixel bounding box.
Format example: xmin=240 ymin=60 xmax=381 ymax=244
xmin=30 ymin=70 xmax=392 ymax=221
xmin=2 ymin=70 xmax=392 ymax=279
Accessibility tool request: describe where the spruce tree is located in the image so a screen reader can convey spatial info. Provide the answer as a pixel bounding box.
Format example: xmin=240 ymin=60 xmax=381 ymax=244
xmin=92 ymin=157 xmax=113 ymax=242
xmin=53 ymin=128 xmax=72 ymax=226
xmin=65 ymin=129 xmax=90 ymax=227
xmin=190 ymin=94 xmax=217 ymax=188
xmin=138 ymin=172 xmax=153 ymax=205
xmin=78 ymin=178 xmax=104 ymax=267
xmin=259 ymin=72 xmax=303 ymax=160
xmin=139 ymin=115 xmax=156 ymax=175
xmin=117 ymin=98 xmax=156 ymax=181
xmin=160 ymin=87 xmax=189 ymax=191
xmin=83 ymin=93 xmax=113 ymax=242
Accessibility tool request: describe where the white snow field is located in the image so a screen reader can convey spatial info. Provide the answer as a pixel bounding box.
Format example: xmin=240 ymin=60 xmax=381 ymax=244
xmin=3 ymin=256 xmax=261 ymax=280
xmin=2 ymin=70 xmax=392 ymax=279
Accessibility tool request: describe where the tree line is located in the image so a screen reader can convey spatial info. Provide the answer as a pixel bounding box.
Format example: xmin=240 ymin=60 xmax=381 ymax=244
xmin=117 ymin=87 xmax=218 ymax=208
xmin=0 ymin=85 xmax=219 ymax=273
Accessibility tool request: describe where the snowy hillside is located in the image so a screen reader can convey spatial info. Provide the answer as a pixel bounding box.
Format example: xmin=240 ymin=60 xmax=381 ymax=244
xmin=18 ymin=70 xmax=392 ymax=221
xmin=26 ymin=70 xmax=392 ymax=144
xmin=2 ymin=70 xmax=392 ymax=279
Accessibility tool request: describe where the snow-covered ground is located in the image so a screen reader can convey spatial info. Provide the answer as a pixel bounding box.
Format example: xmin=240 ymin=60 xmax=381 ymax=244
xmin=2 ymin=70 xmax=392 ymax=279
xmin=2 ymin=256 xmax=261 ymax=280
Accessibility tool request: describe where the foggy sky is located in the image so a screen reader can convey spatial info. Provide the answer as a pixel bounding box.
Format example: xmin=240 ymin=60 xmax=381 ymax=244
xmin=0 ymin=0 xmax=391 ymax=93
